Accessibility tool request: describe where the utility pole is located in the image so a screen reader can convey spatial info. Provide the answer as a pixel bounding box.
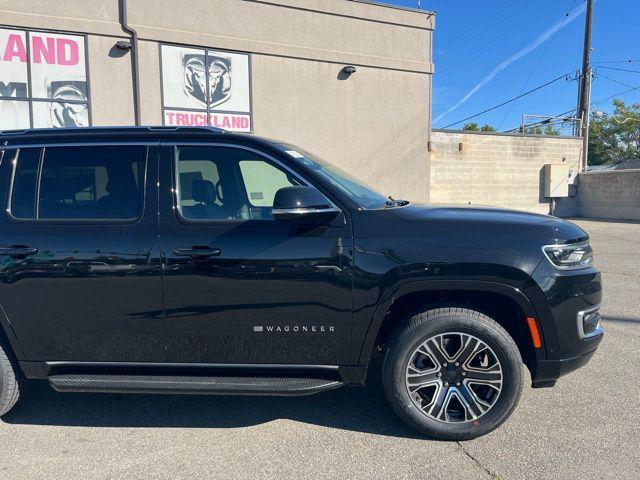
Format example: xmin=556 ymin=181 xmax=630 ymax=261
xmin=578 ymin=0 xmax=594 ymax=171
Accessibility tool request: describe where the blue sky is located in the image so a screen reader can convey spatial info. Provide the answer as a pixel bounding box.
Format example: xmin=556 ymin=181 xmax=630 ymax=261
xmin=383 ymin=0 xmax=639 ymax=131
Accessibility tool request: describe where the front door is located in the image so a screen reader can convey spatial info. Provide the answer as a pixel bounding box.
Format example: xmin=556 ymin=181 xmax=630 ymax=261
xmin=158 ymin=143 xmax=353 ymax=365
xmin=0 ymin=144 xmax=165 ymax=362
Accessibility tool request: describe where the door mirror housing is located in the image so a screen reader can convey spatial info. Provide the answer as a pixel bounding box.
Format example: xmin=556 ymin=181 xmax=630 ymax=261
xmin=272 ymin=186 xmax=340 ymax=222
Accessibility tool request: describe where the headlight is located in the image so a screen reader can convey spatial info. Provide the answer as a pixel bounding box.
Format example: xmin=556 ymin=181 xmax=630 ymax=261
xmin=543 ymin=240 xmax=593 ymax=270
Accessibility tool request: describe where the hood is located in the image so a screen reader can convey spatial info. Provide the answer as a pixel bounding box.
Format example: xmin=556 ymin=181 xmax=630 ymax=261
xmin=354 ymin=202 xmax=588 ymax=245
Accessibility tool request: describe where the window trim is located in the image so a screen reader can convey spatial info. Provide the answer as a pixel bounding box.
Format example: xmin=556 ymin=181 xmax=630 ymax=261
xmin=169 ymin=143 xmax=340 ymax=225
xmin=6 ymin=143 xmax=149 ymax=225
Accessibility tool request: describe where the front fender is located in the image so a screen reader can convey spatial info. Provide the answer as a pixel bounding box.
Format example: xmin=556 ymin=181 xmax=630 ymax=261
xmin=354 ymin=275 xmax=546 ymax=366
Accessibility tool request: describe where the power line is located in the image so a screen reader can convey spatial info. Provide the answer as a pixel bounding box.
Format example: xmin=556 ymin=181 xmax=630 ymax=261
xmin=591 ymin=86 xmax=640 ymax=106
xmin=439 ymin=1 xmax=551 ymax=58
xmin=497 ymin=0 xmax=581 ymax=130
xmin=439 ymin=1 xmax=531 ymax=53
xmin=596 ymin=66 xmax=640 ymax=75
xmin=438 ymin=1 xmax=563 ymax=77
xmin=441 ymin=72 xmax=571 ymax=129
xmin=508 ymin=81 xmax=640 ymax=132
xmin=597 ymin=72 xmax=638 ymax=90
xmin=593 ymin=59 xmax=640 ymax=65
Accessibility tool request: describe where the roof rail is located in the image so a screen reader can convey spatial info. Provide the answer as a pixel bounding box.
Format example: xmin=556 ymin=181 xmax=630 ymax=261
xmin=0 ymin=125 xmax=227 ymax=136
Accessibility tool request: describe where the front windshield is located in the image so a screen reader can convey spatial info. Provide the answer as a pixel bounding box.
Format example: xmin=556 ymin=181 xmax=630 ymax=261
xmin=278 ymin=144 xmax=390 ymax=209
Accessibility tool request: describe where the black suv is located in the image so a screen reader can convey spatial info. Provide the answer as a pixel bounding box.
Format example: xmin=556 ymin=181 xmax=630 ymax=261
xmin=0 ymin=127 xmax=602 ymax=440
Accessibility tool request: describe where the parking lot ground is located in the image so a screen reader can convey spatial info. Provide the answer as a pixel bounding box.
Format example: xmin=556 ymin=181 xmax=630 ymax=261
xmin=0 ymin=218 xmax=639 ymax=480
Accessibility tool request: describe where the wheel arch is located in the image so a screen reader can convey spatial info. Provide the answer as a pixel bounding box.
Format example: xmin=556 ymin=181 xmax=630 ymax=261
xmin=0 ymin=303 xmax=26 ymax=363
xmin=358 ymin=280 xmax=544 ymax=378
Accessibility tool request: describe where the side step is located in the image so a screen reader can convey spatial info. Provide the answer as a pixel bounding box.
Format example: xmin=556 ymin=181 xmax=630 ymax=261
xmin=48 ymin=374 xmax=344 ymax=396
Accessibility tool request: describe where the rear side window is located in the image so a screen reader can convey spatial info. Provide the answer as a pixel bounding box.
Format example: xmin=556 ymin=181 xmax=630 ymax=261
xmin=8 ymin=145 xmax=147 ymax=221
xmin=9 ymin=148 xmax=40 ymax=219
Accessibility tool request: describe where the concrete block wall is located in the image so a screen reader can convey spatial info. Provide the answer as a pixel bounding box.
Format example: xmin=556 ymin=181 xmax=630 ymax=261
xmin=574 ymin=170 xmax=640 ymax=221
xmin=428 ymin=130 xmax=582 ymax=214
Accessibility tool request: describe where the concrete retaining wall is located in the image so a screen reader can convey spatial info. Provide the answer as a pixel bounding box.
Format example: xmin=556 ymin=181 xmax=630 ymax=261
xmin=574 ymin=170 xmax=640 ymax=221
xmin=428 ymin=130 xmax=582 ymax=214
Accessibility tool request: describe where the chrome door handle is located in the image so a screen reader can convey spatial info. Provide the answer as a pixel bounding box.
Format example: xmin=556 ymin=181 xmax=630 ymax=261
xmin=173 ymin=246 xmax=222 ymax=259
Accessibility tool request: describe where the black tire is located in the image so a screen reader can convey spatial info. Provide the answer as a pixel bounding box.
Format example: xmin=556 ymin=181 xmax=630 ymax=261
xmin=0 ymin=342 xmax=21 ymax=417
xmin=382 ymin=307 xmax=523 ymax=440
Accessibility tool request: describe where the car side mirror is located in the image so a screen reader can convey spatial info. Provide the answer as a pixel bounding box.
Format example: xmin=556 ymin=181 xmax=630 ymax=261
xmin=272 ymin=186 xmax=340 ymax=222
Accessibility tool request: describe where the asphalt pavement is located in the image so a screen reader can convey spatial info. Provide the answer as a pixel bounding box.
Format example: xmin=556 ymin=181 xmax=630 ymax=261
xmin=0 ymin=218 xmax=638 ymax=480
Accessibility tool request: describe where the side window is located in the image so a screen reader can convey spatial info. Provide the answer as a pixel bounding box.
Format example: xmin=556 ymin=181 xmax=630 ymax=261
xmin=176 ymin=146 xmax=301 ymax=221
xmin=239 ymin=160 xmax=293 ymax=207
xmin=8 ymin=145 xmax=146 ymax=221
xmin=9 ymin=148 xmax=40 ymax=219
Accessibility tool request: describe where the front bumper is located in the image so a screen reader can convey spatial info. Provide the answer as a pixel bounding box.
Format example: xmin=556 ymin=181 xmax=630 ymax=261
xmin=532 ymin=337 xmax=602 ymax=388
xmin=526 ymin=261 xmax=603 ymax=387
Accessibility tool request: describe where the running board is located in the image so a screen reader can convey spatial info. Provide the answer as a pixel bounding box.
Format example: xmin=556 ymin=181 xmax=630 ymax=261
xmin=48 ymin=374 xmax=344 ymax=396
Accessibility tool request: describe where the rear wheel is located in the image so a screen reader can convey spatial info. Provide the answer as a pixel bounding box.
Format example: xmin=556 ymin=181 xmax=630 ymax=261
xmin=0 ymin=343 xmax=21 ymax=417
xmin=382 ymin=307 xmax=523 ymax=440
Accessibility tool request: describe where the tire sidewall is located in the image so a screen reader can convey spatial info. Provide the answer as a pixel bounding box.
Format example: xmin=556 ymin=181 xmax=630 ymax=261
xmin=384 ymin=312 xmax=522 ymax=440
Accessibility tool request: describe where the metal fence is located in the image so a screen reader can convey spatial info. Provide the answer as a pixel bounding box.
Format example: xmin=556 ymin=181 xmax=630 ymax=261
xmin=517 ymin=114 xmax=582 ymax=137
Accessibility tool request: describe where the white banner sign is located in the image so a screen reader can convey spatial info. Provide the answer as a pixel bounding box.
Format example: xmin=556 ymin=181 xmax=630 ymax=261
xmin=161 ymin=44 xmax=251 ymax=132
xmin=0 ymin=28 xmax=89 ymax=129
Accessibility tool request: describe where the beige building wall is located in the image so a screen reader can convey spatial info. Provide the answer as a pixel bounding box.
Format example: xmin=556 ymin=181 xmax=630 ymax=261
xmin=251 ymin=56 xmax=432 ymax=201
xmin=429 ymin=130 xmax=583 ymax=214
xmin=0 ymin=0 xmax=434 ymax=201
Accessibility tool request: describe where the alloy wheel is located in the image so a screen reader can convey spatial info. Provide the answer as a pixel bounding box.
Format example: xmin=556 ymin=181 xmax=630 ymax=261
xmin=405 ymin=332 xmax=503 ymax=423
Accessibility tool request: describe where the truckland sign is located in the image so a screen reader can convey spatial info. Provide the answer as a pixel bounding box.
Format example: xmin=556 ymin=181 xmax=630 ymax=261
xmin=161 ymin=44 xmax=252 ymax=132
xmin=0 ymin=28 xmax=90 ymax=129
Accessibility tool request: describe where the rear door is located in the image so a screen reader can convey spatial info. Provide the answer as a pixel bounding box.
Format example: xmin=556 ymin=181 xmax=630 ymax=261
xmin=0 ymin=143 xmax=165 ymax=362
xmin=158 ymin=142 xmax=353 ymax=365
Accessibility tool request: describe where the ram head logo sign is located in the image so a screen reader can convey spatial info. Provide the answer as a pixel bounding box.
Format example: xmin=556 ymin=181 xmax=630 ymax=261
xmin=161 ymin=44 xmax=251 ymax=132
xmin=48 ymin=81 xmax=89 ymax=128
xmin=182 ymin=53 xmax=232 ymax=108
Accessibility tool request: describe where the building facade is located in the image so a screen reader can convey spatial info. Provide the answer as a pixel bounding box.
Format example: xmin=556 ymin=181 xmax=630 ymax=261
xmin=0 ymin=0 xmax=435 ymax=201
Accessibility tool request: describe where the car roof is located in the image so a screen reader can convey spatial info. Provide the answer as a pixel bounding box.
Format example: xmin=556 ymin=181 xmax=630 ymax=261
xmin=0 ymin=126 xmax=267 ymax=146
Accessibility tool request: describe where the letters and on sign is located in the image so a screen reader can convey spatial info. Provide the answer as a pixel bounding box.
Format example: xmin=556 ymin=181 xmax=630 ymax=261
xmin=0 ymin=28 xmax=89 ymax=129
xmin=161 ymin=44 xmax=252 ymax=132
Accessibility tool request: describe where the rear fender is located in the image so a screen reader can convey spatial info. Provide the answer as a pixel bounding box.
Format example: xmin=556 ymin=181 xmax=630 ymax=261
xmin=0 ymin=303 xmax=27 ymax=361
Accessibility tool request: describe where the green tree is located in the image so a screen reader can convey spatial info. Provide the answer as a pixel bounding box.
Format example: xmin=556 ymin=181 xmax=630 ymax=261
xmin=589 ymin=99 xmax=640 ymax=165
xmin=462 ymin=123 xmax=496 ymax=132
xmin=544 ymin=124 xmax=560 ymax=136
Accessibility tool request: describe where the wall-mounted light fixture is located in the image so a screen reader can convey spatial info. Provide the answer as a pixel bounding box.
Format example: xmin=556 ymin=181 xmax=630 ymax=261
xmin=115 ymin=40 xmax=132 ymax=51
xmin=341 ymin=65 xmax=357 ymax=76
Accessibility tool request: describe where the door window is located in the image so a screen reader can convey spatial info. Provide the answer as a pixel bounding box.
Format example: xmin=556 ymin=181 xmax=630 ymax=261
xmin=8 ymin=145 xmax=147 ymax=221
xmin=175 ymin=146 xmax=301 ymax=221
xmin=239 ymin=160 xmax=293 ymax=208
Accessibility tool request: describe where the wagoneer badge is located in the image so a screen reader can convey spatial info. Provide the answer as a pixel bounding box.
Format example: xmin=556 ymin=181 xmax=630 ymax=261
xmin=253 ymin=325 xmax=335 ymax=333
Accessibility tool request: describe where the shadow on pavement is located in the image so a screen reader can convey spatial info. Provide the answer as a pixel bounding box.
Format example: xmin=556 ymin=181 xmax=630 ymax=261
xmin=2 ymin=378 xmax=423 ymax=439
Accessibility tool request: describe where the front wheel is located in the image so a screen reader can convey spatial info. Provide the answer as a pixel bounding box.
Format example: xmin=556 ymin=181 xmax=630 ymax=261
xmin=383 ymin=307 xmax=523 ymax=440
